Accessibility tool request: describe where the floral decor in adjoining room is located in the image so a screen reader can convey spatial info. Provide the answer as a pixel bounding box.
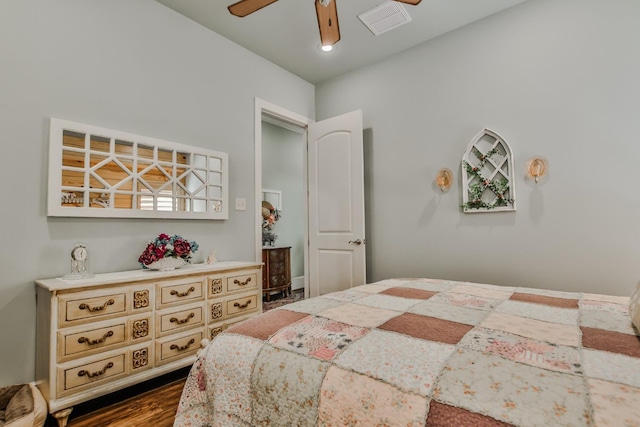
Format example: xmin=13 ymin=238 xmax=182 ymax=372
xmin=262 ymin=201 xmax=281 ymax=246
xmin=138 ymin=233 xmax=199 ymax=270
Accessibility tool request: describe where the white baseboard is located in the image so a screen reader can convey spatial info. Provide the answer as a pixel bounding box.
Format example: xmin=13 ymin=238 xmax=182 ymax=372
xmin=292 ymin=276 xmax=304 ymax=290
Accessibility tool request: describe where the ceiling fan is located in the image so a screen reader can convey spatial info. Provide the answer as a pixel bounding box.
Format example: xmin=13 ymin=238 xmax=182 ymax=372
xmin=228 ymin=0 xmax=422 ymax=49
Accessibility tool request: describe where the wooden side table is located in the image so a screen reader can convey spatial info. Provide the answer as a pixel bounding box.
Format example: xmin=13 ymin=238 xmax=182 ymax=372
xmin=262 ymin=246 xmax=291 ymax=302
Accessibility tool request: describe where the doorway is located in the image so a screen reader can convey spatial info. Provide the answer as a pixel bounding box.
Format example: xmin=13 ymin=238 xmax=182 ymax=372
xmin=254 ymin=99 xmax=366 ymax=298
xmin=261 ymin=119 xmax=305 ymax=294
xmin=254 ymin=99 xmax=312 ymax=297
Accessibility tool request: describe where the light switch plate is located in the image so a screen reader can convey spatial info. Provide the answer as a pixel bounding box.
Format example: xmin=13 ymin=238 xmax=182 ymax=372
xmin=235 ymin=198 xmax=246 ymax=211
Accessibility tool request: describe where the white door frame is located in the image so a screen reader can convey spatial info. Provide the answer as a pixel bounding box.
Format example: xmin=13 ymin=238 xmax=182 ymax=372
xmin=254 ymin=98 xmax=312 ymax=295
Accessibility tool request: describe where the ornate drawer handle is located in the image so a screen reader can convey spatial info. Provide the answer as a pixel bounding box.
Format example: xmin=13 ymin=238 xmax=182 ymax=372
xmin=233 ymin=299 xmax=252 ymax=309
xmin=79 ymin=299 xmax=115 ymax=312
xmin=78 ymin=330 xmax=114 ymax=346
xmin=78 ymin=362 xmax=114 ymax=378
xmin=170 ymin=338 xmax=195 ymax=352
xmin=170 ymin=286 xmax=195 ymax=297
xmin=169 ymin=312 xmax=195 ymax=325
xmin=233 ymin=277 xmax=252 ymax=286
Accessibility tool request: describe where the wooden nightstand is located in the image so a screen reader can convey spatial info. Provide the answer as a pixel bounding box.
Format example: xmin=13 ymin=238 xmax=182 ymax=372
xmin=262 ymin=246 xmax=291 ymax=302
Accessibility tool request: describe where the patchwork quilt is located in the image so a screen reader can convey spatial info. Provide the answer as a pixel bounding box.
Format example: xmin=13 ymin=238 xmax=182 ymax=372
xmin=174 ymin=278 xmax=640 ymax=427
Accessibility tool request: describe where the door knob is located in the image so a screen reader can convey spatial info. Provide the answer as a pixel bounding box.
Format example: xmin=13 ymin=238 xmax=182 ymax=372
xmin=348 ymin=239 xmax=363 ymax=245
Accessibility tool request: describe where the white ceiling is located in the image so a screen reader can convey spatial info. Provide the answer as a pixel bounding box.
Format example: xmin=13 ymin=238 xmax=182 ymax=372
xmin=156 ymin=0 xmax=528 ymax=84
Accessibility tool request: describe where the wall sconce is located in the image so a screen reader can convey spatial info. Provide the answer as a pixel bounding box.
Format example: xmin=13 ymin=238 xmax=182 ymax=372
xmin=435 ymin=168 xmax=453 ymax=191
xmin=527 ymin=157 xmax=548 ymax=183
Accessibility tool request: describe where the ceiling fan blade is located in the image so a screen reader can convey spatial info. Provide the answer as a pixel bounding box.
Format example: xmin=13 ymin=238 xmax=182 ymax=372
xmin=228 ymin=0 xmax=278 ymax=17
xmin=316 ymin=0 xmax=340 ymax=47
xmin=395 ymin=0 xmax=422 ymax=5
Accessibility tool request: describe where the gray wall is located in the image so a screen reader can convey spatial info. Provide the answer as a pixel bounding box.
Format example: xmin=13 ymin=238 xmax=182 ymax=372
xmin=316 ymin=0 xmax=640 ymax=297
xmin=3 ymin=0 xmax=639 ymax=387
xmin=0 ymin=0 xmax=314 ymax=385
xmin=262 ymin=122 xmax=306 ymax=280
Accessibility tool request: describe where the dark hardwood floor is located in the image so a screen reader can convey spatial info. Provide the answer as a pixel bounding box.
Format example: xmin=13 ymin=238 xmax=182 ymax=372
xmin=45 ymin=368 xmax=189 ymax=427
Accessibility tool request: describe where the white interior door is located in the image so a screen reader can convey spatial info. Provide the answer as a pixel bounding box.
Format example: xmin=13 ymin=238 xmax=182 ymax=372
xmin=308 ymin=110 xmax=365 ymax=297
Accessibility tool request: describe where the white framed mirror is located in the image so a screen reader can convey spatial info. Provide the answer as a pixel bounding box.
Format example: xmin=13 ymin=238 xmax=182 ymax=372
xmin=262 ymin=189 xmax=282 ymax=211
xmin=48 ymin=118 xmax=229 ymax=219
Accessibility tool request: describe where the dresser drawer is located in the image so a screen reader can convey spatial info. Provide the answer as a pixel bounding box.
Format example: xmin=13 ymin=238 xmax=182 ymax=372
xmin=157 ymin=278 xmax=204 ymax=308
xmin=130 ymin=315 xmax=153 ymax=343
xmin=226 ymin=294 xmax=258 ymax=317
xmin=207 ymin=321 xmax=225 ymax=341
xmin=208 ymin=300 xmax=224 ymax=323
xmin=208 ymin=276 xmax=224 ymax=298
xmin=269 ymin=273 xmax=289 ymax=287
xmin=226 ymin=271 xmax=258 ymax=292
xmin=130 ymin=344 xmax=153 ymax=373
xmin=157 ymin=305 xmax=204 ymax=337
xmin=60 ymin=291 xmax=126 ymax=325
xmin=269 ymin=249 xmax=286 ymax=262
xmin=156 ymin=330 xmax=203 ymax=366
xmin=60 ymin=321 xmax=126 ymax=362
xmin=58 ymin=353 xmax=126 ymax=396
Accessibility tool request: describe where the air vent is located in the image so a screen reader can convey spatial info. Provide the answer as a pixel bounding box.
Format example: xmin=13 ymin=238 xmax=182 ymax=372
xmin=358 ymin=1 xmax=412 ymax=36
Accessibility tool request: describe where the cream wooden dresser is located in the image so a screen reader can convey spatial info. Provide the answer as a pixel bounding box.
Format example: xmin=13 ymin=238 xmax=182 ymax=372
xmin=35 ymin=261 xmax=262 ymax=427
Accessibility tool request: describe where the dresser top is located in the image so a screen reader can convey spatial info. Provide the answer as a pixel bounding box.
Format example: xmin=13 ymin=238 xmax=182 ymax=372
xmin=36 ymin=261 xmax=262 ymax=291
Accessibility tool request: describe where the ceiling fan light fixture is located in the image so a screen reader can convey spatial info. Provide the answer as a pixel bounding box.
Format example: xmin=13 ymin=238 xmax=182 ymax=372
xmin=228 ymin=0 xmax=279 ymax=17
xmin=321 ymin=44 xmax=334 ymax=52
xmin=316 ymin=0 xmax=340 ymax=47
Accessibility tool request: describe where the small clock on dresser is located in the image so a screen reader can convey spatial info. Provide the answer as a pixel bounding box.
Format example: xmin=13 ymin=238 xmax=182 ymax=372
xmin=64 ymin=243 xmax=94 ymax=279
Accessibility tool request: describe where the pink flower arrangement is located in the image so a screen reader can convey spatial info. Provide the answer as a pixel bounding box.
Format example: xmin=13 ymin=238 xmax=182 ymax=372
xmin=138 ymin=233 xmax=199 ymax=268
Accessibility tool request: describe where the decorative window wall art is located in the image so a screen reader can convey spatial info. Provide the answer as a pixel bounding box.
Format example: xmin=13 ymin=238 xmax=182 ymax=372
xmin=461 ymin=128 xmax=516 ymax=213
xmin=48 ymin=118 xmax=229 ymax=219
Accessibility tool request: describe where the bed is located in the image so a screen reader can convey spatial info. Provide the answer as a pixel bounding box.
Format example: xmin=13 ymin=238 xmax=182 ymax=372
xmin=174 ymin=278 xmax=640 ymax=427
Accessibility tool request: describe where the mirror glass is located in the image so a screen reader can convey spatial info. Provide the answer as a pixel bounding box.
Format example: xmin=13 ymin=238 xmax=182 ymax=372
xmin=262 ymin=189 xmax=282 ymax=211
xmin=49 ymin=118 xmax=229 ymax=219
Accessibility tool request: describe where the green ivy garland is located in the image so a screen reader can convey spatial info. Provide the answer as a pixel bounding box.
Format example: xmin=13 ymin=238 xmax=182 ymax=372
xmin=461 ymin=147 xmax=515 ymax=210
